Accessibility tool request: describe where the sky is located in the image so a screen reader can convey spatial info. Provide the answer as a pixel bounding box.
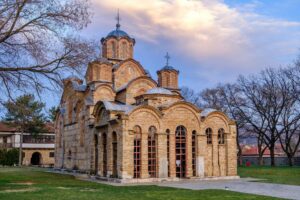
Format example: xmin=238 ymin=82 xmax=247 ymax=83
xmin=38 ymin=0 xmax=300 ymax=111
xmin=81 ymin=0 xmax=300 ymax=91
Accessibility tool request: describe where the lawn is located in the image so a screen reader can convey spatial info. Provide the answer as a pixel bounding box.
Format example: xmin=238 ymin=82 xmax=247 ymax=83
xmin=238 ymin=166 xmax=300 ymax=185
xmin=0 ymin=167 xmax=279 ymax=200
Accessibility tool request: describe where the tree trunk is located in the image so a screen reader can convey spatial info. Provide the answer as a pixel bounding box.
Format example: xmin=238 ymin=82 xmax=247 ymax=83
xmin=270 ymin=145 xmax=275 ymax=167
xmin=258 ymin=153 xmax=264 ymax=166
xmin=18 ymin=131 xmax=23 ymax=166
xmin=287 ymin=155 xmax=294 ymax=166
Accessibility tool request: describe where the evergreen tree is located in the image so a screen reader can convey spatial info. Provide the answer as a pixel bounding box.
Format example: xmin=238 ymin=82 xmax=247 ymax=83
xmin=3 ymin=94 xmax=46 ymax=166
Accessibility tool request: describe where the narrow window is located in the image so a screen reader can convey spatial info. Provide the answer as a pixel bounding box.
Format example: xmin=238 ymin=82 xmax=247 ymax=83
xmin=102 ymin=133 xmax=107 ymax=176
xmin=111 ymin=41 xmax=116 ymax=58
xmin=218 ymin=128 xmax=225 ymax=144
xmin=175 ymin=125 xmax=187 ymax=178
xmin=133 ymin=126 xmax=142 ymax=178
xmin=80 ymin=116 xmax=85 ymax=146
xmin=148 ymin=126 xmax=157 ymax=178
xmin=121 ymin=41 xmax=128 ymax=59
xmin=206 ymin=128 xmax=212 ymax=144
xmin=192 ymin=130 xmax=197 ymax=176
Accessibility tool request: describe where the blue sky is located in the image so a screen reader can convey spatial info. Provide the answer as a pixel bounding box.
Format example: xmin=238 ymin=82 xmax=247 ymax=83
xmin=41 ymin=0 xmax=300 ymax=110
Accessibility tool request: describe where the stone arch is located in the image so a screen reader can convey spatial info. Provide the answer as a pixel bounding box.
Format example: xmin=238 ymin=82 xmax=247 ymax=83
xmin=125 ymin=76 xmax=157 ymax=104
xmin=203 ymin=112 xmax=230 ymax=133
xmin=113 ymin=59 xmax=147 ymax=90
xmin=31 ymin=152 xmax=42 ymax=165
xmin=94 ymin=84 xmax=116 ymax=102
xmin=163 ymin=102 xmax=201 ymax=131
xmin=128 ymin=107 xmax=161 ymax=136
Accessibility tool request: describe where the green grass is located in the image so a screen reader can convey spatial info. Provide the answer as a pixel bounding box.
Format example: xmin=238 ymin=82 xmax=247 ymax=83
xmin=238 ymin=166 xmax=300 ymax=185
xmin=0 ymin=167 xmax=279 ymax=200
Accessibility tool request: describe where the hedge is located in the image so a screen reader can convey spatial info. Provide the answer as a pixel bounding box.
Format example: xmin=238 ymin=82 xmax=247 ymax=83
xmin=0 ymin=148 xmax=19 ymax=166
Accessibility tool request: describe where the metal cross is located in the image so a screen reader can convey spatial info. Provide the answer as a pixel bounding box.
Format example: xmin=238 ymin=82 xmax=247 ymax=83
xmin=165 ymin=52 xmax=170 ymax=66
xmin=116 ymin=9 xmax=121 ymax=29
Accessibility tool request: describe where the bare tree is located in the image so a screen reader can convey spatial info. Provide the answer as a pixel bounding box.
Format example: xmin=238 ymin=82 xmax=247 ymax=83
xmin=180 ymin=86 xmax=201 ymax=107
xmin=0 ymin=0 xmax=96 ymax=101
xmin=276 ymin=66 xmax=300 ymax=166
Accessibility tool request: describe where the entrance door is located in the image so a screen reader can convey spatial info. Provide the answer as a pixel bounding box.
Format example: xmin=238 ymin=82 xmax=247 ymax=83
xmin=175 ymin=126 xmax=186 ymax=178
xmin=31 ymin=152 xmax=41 ymax=165
xmin=112 ymin=132 xmax=117 ymax=177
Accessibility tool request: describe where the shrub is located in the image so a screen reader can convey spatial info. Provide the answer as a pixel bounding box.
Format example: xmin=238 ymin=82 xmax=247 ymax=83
xmin=0 ymin=148 xmax=19 ymax=166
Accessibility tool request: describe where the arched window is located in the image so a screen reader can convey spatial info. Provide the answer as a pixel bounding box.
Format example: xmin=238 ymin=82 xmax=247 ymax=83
xmin=192 ymin=130 xmax=197 ymax=176
xmin=166 ymin=129 xmax=170 ymax=177
xmin=175 ymin=125 xmax=187 ymax=178
xmin=218 ymin=128 xmax=225 ymax=144
xmin=111 ymin=41 xmax=116 ymax=58
xmin=79 ymin=116 xmax=85 ymax=146
xmin=68 ymin=150 xmax=72 ymax=160
xmin=148 ymin=126 xmax=157 ymax=178
xmin=121 ymin=41 xmax=128 ymax=59
xmin=133 ymin=126 xmax=142 ymax=178
xmin=206 ymin=128 xmax=212 ymax=144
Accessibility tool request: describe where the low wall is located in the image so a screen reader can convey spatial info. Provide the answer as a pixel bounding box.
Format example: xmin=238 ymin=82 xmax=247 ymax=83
xmin=241 ymin=156 xmax=300 ymax=166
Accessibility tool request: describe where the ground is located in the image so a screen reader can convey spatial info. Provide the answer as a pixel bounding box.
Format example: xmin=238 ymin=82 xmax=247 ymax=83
xmin=238 ymin=166 xmax=300 ymax=185
xmin=0 ymin=167 xmax=278 ymax=200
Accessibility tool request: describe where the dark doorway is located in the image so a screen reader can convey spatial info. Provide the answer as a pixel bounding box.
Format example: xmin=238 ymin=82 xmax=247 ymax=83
xmin=31 ymin=152 xmax=41 ymax=165
xmin=175 ymin=126 xmax=186 ymax=178
xmin=112 ymin=132 xmax=117 ymax=177
xmin=102 ymin=133 xmax=107 ymax=177
xmin=94 ymin=135 xmax=98 ymax=174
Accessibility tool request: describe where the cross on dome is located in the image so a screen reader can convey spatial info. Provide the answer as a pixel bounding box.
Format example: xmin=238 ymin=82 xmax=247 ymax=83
xmin=165 ymin=52 xmax=170 ymax=66
xmin=116 ymin=9 xmax=121 ymax=30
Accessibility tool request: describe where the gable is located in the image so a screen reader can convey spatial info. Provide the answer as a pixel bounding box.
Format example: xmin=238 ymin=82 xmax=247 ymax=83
xmin=114 ymin=59 xmax=146 ymax=90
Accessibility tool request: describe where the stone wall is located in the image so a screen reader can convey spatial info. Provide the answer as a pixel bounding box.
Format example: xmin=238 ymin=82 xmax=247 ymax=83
xmin=23 ymin=149 xmax=55 ymax=167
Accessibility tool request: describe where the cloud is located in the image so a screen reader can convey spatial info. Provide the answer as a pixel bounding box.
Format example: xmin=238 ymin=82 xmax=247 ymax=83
xmin=86 ymin=0 xmax=300 ymax=87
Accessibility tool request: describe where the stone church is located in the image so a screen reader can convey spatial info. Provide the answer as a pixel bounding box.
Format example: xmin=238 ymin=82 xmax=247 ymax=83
xmin=54 ymin=16 xmax=237 ymax=182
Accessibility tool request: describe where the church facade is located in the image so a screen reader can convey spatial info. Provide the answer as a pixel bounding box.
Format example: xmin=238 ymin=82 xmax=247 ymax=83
xmin=54 ymin=18 xmax=237 ymax=182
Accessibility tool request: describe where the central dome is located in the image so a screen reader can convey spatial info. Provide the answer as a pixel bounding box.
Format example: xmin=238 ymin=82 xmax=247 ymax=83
xmin=107 ymin=29 xmax=130 ymax=38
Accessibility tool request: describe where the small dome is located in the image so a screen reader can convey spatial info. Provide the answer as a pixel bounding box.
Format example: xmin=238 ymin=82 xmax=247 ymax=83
xmin=107 ymin=29 xmax=130 ymax=38
xmin=145 ymin=87 xmax=173 ymax=95
xmin=161 ymin=65 xmax=176 ymax=70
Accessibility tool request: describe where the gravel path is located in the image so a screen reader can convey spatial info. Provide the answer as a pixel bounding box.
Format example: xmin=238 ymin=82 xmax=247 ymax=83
xmin=158 ymin=178 xmax=300 ymax=200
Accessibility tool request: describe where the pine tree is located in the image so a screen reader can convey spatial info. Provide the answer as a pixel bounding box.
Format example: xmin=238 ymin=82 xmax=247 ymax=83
xmin=3 ymin=94 xmax=46 ymax=166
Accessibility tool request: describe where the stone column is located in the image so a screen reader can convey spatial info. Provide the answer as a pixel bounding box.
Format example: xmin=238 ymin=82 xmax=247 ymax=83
xmin=97 ymin=132 xmax=103 ymax=176
xmin=227 ymin=123 xmax=237 ymax=176
xmin=212 ymin=131 xmax=219 ymax=177
xmin=141 ymin=130 xmax=149 ymax=178
xmin=169 ymin=132 xmax=176 ymax=178
xmin=197 ymin=134 xmax=206 ymax=178
xmin=186 ymin=130 xmax=192 ymax=178
xmin=120 ymin=118 xmax=134 ymax=179
xmin=157 ymin=132 xmax=168 ymax=178
xmin=106 ymin=127 xmax=113 ymax=177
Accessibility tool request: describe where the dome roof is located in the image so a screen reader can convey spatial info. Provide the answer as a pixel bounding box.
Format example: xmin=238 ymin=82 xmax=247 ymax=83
xmin=145 ymin=87 xmax=173 ymax=95
xmin=161 ymin=65 xmax=176 ymax=70
xmin=107 ymin=29 xmax=130 ymax=38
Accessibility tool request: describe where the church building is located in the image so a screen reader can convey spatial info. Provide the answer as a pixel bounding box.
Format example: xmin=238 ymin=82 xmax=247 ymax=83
xmin=54 ymin=15 xmax=238 ymax=182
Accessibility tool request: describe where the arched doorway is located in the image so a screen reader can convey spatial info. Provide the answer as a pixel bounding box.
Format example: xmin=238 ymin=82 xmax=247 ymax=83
xmin=102 ymin=133 xmax=107 ymax=177
xmin=112 ymin=132 xmax=117 ymax=177
xmin=94 ymin=134 xmax=98 ymax=174
xmin=175 ymin=126 xmax=186 ymax=178
xmin=31 ymin=152 xmax=41 ymax=165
